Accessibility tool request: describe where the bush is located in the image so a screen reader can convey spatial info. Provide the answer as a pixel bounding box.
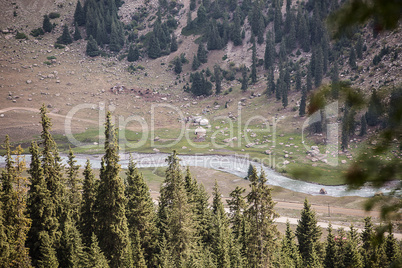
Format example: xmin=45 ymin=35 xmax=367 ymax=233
xmin=15 ymin=32 xmax=28 ymax=39
xmin=47 ymin=56 xmax=56 ymax=60
xmin=54 ymin=43 xmax=65 ymax=49
xmin=43 ymin=61 xmax=52 ymax=65
xmin=49 ymin=12 xmax=60 ymax=19
xmin=30 ymin=28 xmax=44 ymax=37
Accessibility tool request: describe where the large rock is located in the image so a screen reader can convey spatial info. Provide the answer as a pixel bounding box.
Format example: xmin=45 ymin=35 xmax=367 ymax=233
xmin=319 ymin=188 xmax=327 ymax=194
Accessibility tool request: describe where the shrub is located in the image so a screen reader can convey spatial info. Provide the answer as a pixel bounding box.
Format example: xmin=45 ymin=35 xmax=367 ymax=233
xmin=15 ymin=32 xmax=28 ymax=39
xmin=54 ymin=43 xmax=65 ymax=49
xmin=43 ymin=61 xmax=52 ymax=65
xmin=47 ymin=56 xmax=56 ymax=60
xmin=30 ymin=28 xmax=44 ymax=37
xmin=49 ymin=12 xmax=60 ymax=19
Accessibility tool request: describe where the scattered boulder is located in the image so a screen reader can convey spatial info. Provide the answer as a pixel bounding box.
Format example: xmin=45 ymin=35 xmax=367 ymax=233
xmin=319 ymin=188 xmax=327 ymax=195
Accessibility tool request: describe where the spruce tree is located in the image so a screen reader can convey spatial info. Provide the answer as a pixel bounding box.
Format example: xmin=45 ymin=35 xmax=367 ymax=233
xmin=314 ymin=46 xmax=324 ymax=88
xmin=251 ymin=39 xmax=257 ymax=84
xmin=300 ymin=86 xmax=307 ymax=116
xmin=210 ymin=181 xmax=231 ymax=268
xmin=281 ymin=221 xmax=302 ymax=267
xmin=331 ymin=61 xmax=340 ymax=99
xmin=282 ymin=67 xmax=290 ymax=108
xmin=266 ymin=67 xmax=275 ymax=96
xmin=307 ymin=64 xmax=313 ymax=91
xmin=86 ymin=35 xmax=100 ymax=57
xmin=197 ymin=43 xmax=208 ymax=64
xmin=125 ymin=156 xmax=157 ymax=267
xmin=43 ymin=15 xmax=53 ymax=33
xmin=355 ymin=36 xmax=363 ymax=59
xmin=158 ymin=151 xmax=198 ymax=266
xmin=324 ymin=224 xmax=337 ymax=268
xmin=264 ymin=32 xmax=275 ymax=70
xmin=74 ymin=0 xmax=85 ymax=26
xmin=173 ymin=57 xmax=182 ymax=74
xmin=296 ymin=198 xmax=322 ymax=266
xmin=359 ymin=114 xmax=367 ymax=136
xmin=192 ymin=55 xmax=200 ymax=71
xmin=385 ymin=233 xmax=401 ymax=266
xmin=148 ymin=32 xmax=161 ymax=59
xmin=66 ymin=147 xmax=81 ymax=222
xmin=74 ymin=24 xmax=82 ymax=41
xmin=37 ymin=231 xmax=59 ymax=268
xmin=80 ymin=160 xmax=97 ymax=247
xmin=241 ymin=65 xmax=248 ymax=92
xmin=227 ymin=187 xmax=246 ymax=241
xmin=0 ymin=196 xmax=10 ymax=266
xmin=96 ymin=112 xmax=133 ymax=267
xmin=231 ymin=9 xmax=242 ymax=46
xmin=57 ymin=25 xmax=73 ymax=45
xmin=127 ymin=45 xmax=139 ymax=62
xmin=131 ymin=230 xmax=147 ymax=268
xmin=86 ymin=233 xmax=110 ymax=268
xmin=109 ymin=19 xmax=123 ymax=52
xmin=214 ymin=65 xmax=222 ymax=95
xmin=170 ymin=34 xmax=178 ymax=52
xmin=245 ymin=167 xmax=278 ymax=267
xmin=366 ymin=89 xmax=383 ymax=126
xmin=274 ymin=6 xmax=283 ymax=43
xmin=295 ymin=63 xmax=302 ymax=91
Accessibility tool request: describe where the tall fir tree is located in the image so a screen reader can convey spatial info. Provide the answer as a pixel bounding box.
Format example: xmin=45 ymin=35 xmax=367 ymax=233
xmin=296 ymin=198 xmax=322 ymax=267
xmin=0 ymin=196 xmax=10 ymax=266
xmin=197 ymin=43 xmax=208 ymax=64
xmin=264 ymin=32 xmax=275 ymax=70
xmin=80 ymin=160 xmax=97 ymax=247
xmin=148 ymin=32 xmax=161 ymax=59
xmin=251 ymin=38 xmax=257 ymax=83
xmin=74 ymin=0 xmax=86 ymax=26
xmin=214 ymin=65 xmax=222 ymax=95
xmin=314 ymin=46 xmax=324 ymax=88
xmin=245 ymin=167 xmax=278 ymax=267
xmin=280 ymin=221 xmax=302 ymax=267
xmin=300 ymin=86 xmax=307 ymax=116
xmin=349 ymin=47 xmax=357 ymax=69
xmin=66 ymin=147 xmax=81 ymax=222
xmin=74 ymin=24 xmax=82 ymax=41
xmin=125 ymin=155 xmax=158 ymax=267
xmin=57 ymin=25 xmax=73 ymax=45
xmin=366 ymin=89 xmax=383 ymax=126
xmin=266 ymin=67 xmax=275 ymax=96
xmin=331 ymin=61 xmax=340 ymax=99
xmin=231 ymin=9 xmax=242 ymax=46
xmin=295 ymin=63 xmax=302 ymax=91
xmin=43 ymin=15 xmax=53 ymax=33
xmin=359 ymin=114 xmax=367 ymax=136
xmin=241 ymin=65 xmax=248 ymax=92
xmin=307 ymin=64 xmax=313 ymax=92
xmin=86 ymin=233 xmax=110 ymax=268
xmin=127 ymin=45 xmax=139 ymax=62
xmin=324 ymin=224 xmax=337 ymax=268
xmin=171 ymin=34 xmax=178 ymax=52
xmin=86 ymin=35 xmax=100 ymax=57
xmin=96 ymin=112 xmax=133 ymax=267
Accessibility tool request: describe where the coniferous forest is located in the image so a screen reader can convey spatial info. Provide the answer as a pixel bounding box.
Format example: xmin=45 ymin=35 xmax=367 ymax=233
xmin=1 ymin=105 xmax=401 ymax=267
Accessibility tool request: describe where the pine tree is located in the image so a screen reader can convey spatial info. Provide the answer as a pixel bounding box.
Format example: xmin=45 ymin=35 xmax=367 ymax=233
xmin=281 ymin=221 xmax=302 ymax=267
xmin=366 ymin=89 xmax=383 ymax=126
xmin=264 ymin=32 xmax=275 ymax=70
xmin=314 ymin=46 xmax=324 ymax=87
xmin=241 ymin=65 xmax=248 ymax=92
xmin=207 ymin=21 xmax=223 ymax=50
xmin=359 ymin=114 xmax=367 ymax=136
xmin=43 ymin=15 xmax=53 ymax=33
xmin=96 ymin=112 xmax=133 ymax=267
xmin=125 ymin=156 xmax=157 ymax=267
xmin=158 ymin=151 xmax=198 ymax=266
xmin=385 ymin=233 xmax=401 ymax=266
xmin=266 ymin=67 xmax=275 ymax=96
xmin=1 ymin=138 xmax=32 ymax=267
xmin=296 ymin=198 xmax=322 ymax=266
xmin=227 ymin=187 xmax=246 ymax=241
xmin=251 ymin=39 xmax=258 ymax=83
xmin=331 ymin=61 xmax=340 ymax=99
xmin=307 ymin=64 xmax=313 ymax=92
xmin=66 ymin=147 xmax=81 ymax=222
xmin=282 ymin=67 xmax=290 ymax=108
xmin=295 ymin=63 xmax=302 ymax=91
xmin=171 ymin=34 xmax=178 ymax=52
xmin=349 ymin=47 xmax=357 ymax=69
xmin=324 ymin=224 xmax=337 ymax=268
xmin=86 ymin=35 xmax=100 ymax=57
xmin=245 ymin=167 xmax=278 ymax=267
xmin=74 ymin=24 xmax=82 ymax=41
xmin=80 ymin=160 xmax=97 ymax=247
xmin=131 ymin=230 xmax=147 ymax=268
xmin=86 ymin=233 xmax=110 ymax=268
xmin=355 ymin=36 xmax=363 ymax=59
xmin=148 ymin=32 xmax=161 ymax=59
xmin=192 ymin=55 xmax=200 ymax=71
xmin=74 ymin=0 xmax=86 ymax=26
xmin=197 ymin=43 xmax=208 ymax=63
xmin=173 ymin=57 xmax=182 ymax=74
xmin=231 ymin=9 xmax=242 ymax=46
xmin=109 ymin=19 xmax=123 ymax=52
xmin=57 ymin=25 xmax=73 ymax=45
xmin=214 ymin=65 xmax=222 ymax=94
xmin=274 ymin=6 xmax=283 ymax=43
xmin=341 ymin=106 xmax=350 ymax=151
xmin=0 ymin=196 xmax=10 ymax=266
xmin=59 ymin=213 xmax=87 ymax=268
xmin=210 ymin=181 xmax=231 ymax=268
xmin=300 ymin=86 xmax=307 ymax=116
xmin=37 ymin=231 xmax=59 ymax=268
xmin=127 ymin=45 xmax=139 ymax=62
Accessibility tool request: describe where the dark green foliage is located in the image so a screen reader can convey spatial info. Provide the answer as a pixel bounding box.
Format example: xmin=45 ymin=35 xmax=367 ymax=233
xmin=30 ymin=28 xmax=44 ymax=37
xmin=355 ymin=36 xmax=363 ymax=59
xmin=127 ymin=45 xmax=139 ymax=62
xmin=282 ymin=67 xmax=290 ymax=108
xmin=125 ymin=156 xmax=157 ymax=267
xmin=74 ymin=24 xmax=82 ymax=41
xmin=86 ymin=35 xmax=100 ymax=57
xmin=192 ymin=55 xmax=200 ymax=71
xmin=57 ymin=24 xmax=73 ymax=45
xmin=323 ymin=224 xmax=337 ymax=268
xmin=174 ymin=56 xmax=182 ymax=74
xmin=197 ymin=43 xmax=208 ymax=64
xmin=66 ymin=148 xmax=81 ymax=222
xmin=190 ymin=0 xmax=196 ymax=10
xmin=296 ymin=199 xmax=322 ymax=266
xmin=0 ymin=197 xmax=10 ymax=266
xmin=385 ymin=233 xmax=401 ymax=266
xmin=245 ymin=168 xmax=278 ymax=267
xmin=266 ymin=67 xmax=275 ymax=96
xmin=37 ymin=231 xmax=59 ymax=268
xmin=109 ymin=19 xmax=124 ymax=52
xmin=214 ymin=65 xmax=222 ymax=94
xmin=295 ymin=64 xmax=302 ymax=91
xmin=359 ymin=114 xmax=367 ymax=136
xmin=331 ymin=61 xmax=340 ymax=99
xmin=349 ymin=47 xmax=357 ymax=69
xmin=49 ymin=12 xmax=60 ymax=19
xmin=300 ymin=86 xmax=307 ymax=116
xmin=264 ymin=32 xmax=275 ymax=70
xmin=366 ymin=89 xmax=383 ymax=126
xmin=207 ymin=21 xmax=223 ymax=50
xmin=148 ymin=32 xmax=161 ymax=59
xmin=241 ymin=65 xmax=248 ymax=92
xmin=96 ymin=112 xmax=133 ymax=267
xmin=197 ymin=5 xmax=207 ymax=25
xmin=231 ymin=9 xmax=242 ymax=46
xmin=74 ymin=1 xmax=85 ymax=26
xmin=281 ymin=221 xmax=302 ymax=267
xmin=80 ymin=160 xmax=97 ymax=247
xmin=274 ymin=6 xmax=283 ymax=43
xmin=170 ymin=34 xmax=178 ymax=52
xmin=227 ymin=186 xmax=246 ymax=241
xmin=251 ymin=39 xmax=257 ymax=83
xmin=307 ymin=64 xmax=313 ymax=92
xmin=43 ymin=15 xmax=53 ymax=33
xmin=190 ymin=71 xmax=213 ymax=96
xmin=314 ymin=46 xmax=324 ymax=87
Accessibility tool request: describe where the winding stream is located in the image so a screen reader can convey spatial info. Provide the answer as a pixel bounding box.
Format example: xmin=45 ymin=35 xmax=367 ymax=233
xmin=0 ymin=152 xmax=390 ymax=197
